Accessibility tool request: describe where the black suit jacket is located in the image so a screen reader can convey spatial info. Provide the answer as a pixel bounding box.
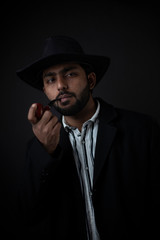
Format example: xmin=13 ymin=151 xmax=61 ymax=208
xmin=17 ymin=98 xmax=160 ymax=240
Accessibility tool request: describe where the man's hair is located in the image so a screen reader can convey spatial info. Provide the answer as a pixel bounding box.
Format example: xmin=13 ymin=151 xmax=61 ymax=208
xmin=79 ymin=63 xmax=95 ymax=93
xmin=79 ymin=63 xmax=95 ymax=77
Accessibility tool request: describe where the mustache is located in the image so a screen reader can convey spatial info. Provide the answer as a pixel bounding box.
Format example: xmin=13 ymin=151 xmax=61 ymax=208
xmin=56 ymin=91 xmax=76 ymax=100
xmin=48 ymin=91 xmax=76 ymax=106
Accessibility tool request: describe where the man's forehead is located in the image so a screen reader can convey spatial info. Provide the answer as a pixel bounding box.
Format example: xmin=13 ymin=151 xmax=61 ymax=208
xmin=43 ymin=62 xmax=81 ymax=74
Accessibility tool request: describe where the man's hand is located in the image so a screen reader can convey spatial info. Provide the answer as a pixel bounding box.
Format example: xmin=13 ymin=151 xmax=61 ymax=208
xmin=28 ymin=103 xmax=61 ymax=154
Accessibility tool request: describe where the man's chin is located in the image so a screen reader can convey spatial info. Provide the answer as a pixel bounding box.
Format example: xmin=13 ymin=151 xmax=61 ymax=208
xmin=58 ymin=99 xmax=71 ymax=107
xmin=54 ymin=102 xmax=82 ymax=116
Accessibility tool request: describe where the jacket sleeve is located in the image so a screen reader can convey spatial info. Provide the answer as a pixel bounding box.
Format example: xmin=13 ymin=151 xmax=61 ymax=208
xmin=18 ymin=137 xmax=63 ymax=226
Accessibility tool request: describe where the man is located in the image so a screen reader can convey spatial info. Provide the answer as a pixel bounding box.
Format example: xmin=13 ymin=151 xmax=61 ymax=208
xmin=16 ymin=36 xmax=160 ymax=240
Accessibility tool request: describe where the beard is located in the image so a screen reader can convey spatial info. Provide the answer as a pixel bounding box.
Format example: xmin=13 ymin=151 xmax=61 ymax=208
xmin=53 ymin=83 xmax=90 ymax=116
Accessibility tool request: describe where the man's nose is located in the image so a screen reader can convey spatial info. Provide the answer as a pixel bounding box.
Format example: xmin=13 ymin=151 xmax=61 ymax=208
xmin=57 ymin=76 xmax=68 ymax=91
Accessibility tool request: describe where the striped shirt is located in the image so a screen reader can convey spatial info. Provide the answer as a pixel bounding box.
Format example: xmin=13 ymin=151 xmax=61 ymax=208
xmin=62 ymin=101 xmax=101 ymax=240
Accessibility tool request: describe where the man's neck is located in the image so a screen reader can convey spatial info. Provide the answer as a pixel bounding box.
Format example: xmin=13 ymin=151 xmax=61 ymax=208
xmin=64 ymin=97 xmax=97 ymax=131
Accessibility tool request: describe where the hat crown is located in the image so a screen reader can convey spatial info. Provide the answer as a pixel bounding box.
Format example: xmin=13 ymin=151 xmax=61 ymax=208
xmin=42 ymin=36 xmax=84 ymax=57
xmin=16 ymin=35 xmax=110 ymax=90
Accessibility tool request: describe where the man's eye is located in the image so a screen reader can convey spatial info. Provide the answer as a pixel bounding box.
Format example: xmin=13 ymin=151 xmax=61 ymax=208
xmin=65 ymin=72 xmax=77 ymax=78
xmin=47 ymin=78 xmax=55 ymax=84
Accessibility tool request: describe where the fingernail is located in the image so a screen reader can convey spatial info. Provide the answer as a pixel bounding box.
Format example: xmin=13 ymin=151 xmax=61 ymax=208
xmin=32 ymin=103 xmax=36 ymax=108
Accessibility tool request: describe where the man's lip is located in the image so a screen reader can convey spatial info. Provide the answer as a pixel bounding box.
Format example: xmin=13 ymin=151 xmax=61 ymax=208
xmin=58 ymin=94 xmax=72 ymax=100
xmin=48 ymin=94 xmax=73 ymax=106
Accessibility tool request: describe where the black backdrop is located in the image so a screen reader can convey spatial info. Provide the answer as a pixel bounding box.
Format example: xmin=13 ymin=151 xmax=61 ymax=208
xmin=1 ymin=1 xmax=160 ymax=238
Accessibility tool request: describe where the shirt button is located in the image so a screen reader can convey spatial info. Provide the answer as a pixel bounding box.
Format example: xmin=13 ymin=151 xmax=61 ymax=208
xmin=82 ymin=140 xmax=85 ymax=144
xmin=89 ymin=192 xmax=93 ymax=197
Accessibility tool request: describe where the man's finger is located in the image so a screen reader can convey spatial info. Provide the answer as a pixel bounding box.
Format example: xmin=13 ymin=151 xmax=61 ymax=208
xmin=28 ymin=103 xmax=38 ymax=125
xmin=52 ymin=121 xmax=62 ymax=135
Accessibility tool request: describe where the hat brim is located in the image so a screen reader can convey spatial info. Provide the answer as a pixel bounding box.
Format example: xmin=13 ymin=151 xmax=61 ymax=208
xmin=16 ymin=54 xmax=110 ymax=90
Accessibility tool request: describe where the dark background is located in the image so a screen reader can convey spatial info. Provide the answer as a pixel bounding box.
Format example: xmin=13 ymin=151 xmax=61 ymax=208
xmin=1 ymin=1 xmax=160 ymax=238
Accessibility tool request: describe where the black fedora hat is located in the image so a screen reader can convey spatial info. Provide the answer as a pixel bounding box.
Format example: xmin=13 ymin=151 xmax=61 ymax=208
xmin=16 ymin=36 xmax=110 ymax=90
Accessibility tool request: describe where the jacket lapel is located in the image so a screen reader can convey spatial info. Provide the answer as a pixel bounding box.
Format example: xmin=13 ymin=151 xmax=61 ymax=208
xmin=59 ymin=126 xmax=72 ymax=153
xmin=58 ymin=99 xmax=118 ymax=187
xmin=93 ymin=99 xmax=117 ymax=185
xmin=59 ymin=126 xmax=86 ymax=202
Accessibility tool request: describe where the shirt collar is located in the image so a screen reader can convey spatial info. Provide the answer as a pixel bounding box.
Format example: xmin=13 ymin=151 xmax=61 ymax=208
xmin=62 ymin=100 xmax=100 ymax=132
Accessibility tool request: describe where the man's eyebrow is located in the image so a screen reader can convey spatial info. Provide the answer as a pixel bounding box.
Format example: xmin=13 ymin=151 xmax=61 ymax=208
xmin=43 ymin=66 xmax=78 ymax=78
xmin=43 ymin=72 xmax=56 ymax=78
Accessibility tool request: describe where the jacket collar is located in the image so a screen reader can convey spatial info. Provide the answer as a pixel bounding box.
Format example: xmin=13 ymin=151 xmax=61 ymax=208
xmin=93 ymin=98 xmax=117 ymax=185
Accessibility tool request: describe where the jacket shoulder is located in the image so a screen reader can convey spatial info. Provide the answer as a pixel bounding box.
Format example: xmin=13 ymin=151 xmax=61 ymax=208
xmin=98 ymin=97 xmax=160 ymax=130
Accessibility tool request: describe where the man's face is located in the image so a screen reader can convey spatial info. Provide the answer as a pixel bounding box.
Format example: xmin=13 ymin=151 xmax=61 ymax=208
xmin=43 ymin=62 xmax=96 ymax=116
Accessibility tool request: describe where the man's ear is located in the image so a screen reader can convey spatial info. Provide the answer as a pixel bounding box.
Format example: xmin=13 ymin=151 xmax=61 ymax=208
xmin=88 ymin=72 xmax=96 ymax=90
